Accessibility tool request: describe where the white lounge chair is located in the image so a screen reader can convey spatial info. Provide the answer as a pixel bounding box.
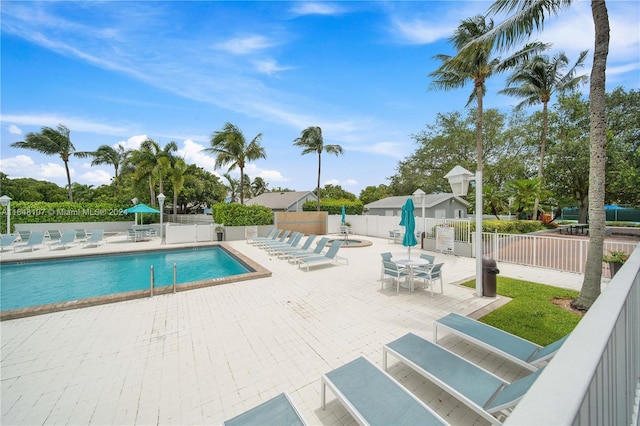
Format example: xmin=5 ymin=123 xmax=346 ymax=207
xmin=49 ymin=230 xmax=77 ymax=250
xmin=262 ymin=232 xmax=302 ymax=254
xmin=13 ymin=231 xmax=46 ymax=252
xmin=321 ymin=356 xmax=448 ymax=426
xmin=17 ymin=230 xmax=31 ymax=242
xmin=265 ymin=232 xmax=304 ymax=255
xmin=0 ymin=234 xmax=19 ymax=252
xmin=224 ymin=392 xmax=306 ymax=426
xmin=46 ymin=229 xmax=62 ymax=242
xmin=435 ymin=313 xmax=569 ymax=371
xmin=75 ymin=229 xmax=89 ymax=242
xmin=255 ymin=230 xmax=290 ymax=249
xmin=249 ymin=228 xmax=279 ymax=245
xmin=83 ymin=229 xmax=105 ymax=248
xmin=297 ymin=240 xmax=346 ymax=271
xmin=286 ymin=237 xmax=329 ymax=263
xmin=276 ymin=235 xmax=316 ymax=259
xmin=383 ymin=332 xmax=544 ymax=425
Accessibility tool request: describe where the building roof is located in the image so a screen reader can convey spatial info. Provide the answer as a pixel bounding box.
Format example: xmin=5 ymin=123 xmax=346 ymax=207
xmin=364 ymin=193 xmax=470 ymax=209
xmin=245 ymin=191 xmax=317 ymax=210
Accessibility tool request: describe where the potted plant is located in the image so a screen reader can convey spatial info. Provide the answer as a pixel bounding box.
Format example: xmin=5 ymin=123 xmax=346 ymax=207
xmin=602 ymin=250 xmax=629 ymax=277
xmin=215 ymin=225 xmax=224 ymax=242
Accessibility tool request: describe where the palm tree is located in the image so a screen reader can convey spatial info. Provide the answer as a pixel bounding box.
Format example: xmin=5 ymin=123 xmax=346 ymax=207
xmin=203 ymin=122 xmax=266 ymax=204
xmin=500 ymin=50 xmax=588 ymax=216
xmin=430 ymin=16 xmax=545 ymax=183
xmin=128 ymin=139 xmax=177 ymax=206
xmin=485 ymin=0 xmax=610 ymax=310
xmin=251 ymin=177 xmax=269 ymax=197
xmin=293 ymin=126 xmax=344 ymax=211
xmin=87 ymin=144 xmax=131 ymax=196
xmin=169 ymin=159 xmax=188 ymax=221
xmin=221 ymin=172 xmax=240 ymax=203
xmin=11 ymin=124 xmax=85 ymax=201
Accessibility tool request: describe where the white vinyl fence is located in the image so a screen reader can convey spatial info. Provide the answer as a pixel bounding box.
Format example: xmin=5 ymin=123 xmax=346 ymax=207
xmin=478 ymin=232 xmax=638 ymax=277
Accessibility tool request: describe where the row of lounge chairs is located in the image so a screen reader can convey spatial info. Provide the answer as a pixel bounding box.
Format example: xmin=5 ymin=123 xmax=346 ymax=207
xmin=224 ymin=313 xmax=569 ymax=425
xmin=250 ymin=228 xmax=348 ymax=271
xmin=1 ymin=229 xmax=106 ymax=253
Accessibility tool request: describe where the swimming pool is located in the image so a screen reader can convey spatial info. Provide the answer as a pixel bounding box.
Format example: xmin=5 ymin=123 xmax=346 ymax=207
xmin=1 ymin=246 xmax=270 ymax=317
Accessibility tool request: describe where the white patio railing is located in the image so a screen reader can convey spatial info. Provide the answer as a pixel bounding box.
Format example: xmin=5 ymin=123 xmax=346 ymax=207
xmin=505 ymin=243 xmax=640 ymax=425
xmin=478 ymin=232 xmax=637 ymax=277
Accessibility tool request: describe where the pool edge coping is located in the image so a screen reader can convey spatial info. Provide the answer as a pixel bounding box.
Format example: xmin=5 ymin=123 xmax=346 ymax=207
xmin=0 ymin=243 xmax=272 ymax=321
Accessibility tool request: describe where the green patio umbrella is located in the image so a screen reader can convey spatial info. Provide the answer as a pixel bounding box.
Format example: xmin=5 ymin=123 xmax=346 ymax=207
xmin=399 ymin=197 xmax=417 ymax=259
xmin=123 ymin=203 xmax=160 ymax=225
xmin=341 ymin=205 xmax=346 ymax=224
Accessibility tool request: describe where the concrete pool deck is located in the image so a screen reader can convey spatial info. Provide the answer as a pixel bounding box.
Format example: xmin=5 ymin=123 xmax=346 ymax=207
xmin=1 ymin=233 xmax=590 ymax=425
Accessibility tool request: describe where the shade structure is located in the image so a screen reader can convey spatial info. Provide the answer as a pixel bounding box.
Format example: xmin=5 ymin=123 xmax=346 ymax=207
xmin=341 ymin=205 xmax=346 ymax=224
xmin=399 ymin=197 xmax=417 ymax=258
xmin=123 ymin=203 xmax=160 ymax=225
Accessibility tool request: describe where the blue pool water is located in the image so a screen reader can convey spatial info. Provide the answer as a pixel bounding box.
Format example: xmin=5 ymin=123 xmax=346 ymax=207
xmin=1 ymin=247 xmax=252 ymax=311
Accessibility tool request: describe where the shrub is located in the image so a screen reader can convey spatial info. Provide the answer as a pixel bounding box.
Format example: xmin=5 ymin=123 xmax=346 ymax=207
xmin=211 ymin=203 xmax=273 ymax=226
xmin=4 ymin=202 xmax=134 ymax=232
xmin=301 ymin=198 xmax=364 ymax=214
xmin=475 ymin=219 xmax=546 ymax=234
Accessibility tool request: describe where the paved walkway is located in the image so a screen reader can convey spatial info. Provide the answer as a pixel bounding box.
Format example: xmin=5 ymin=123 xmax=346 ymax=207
xmin=1 ymin=234 xmax=587 ymax=425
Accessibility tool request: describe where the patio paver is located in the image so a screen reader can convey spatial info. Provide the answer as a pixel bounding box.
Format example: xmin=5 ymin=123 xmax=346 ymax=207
xmin=1 ymin=234 xmax=586 ymax=425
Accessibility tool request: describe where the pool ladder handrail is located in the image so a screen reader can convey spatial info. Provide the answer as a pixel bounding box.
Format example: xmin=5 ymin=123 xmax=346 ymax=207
xmin=149 ymin=263 xmax=178 ymax=297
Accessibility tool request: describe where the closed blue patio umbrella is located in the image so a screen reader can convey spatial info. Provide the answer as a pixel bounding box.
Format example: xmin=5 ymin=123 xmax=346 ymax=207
xmin=341 ymin=205 xmax=346 ymax=224
xmin=399 ymin=197 xmax=417 ymax=259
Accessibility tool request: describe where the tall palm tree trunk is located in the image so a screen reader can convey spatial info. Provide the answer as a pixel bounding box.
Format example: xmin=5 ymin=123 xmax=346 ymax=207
xmin=532 ymin=102 xmax=549 ymax=218
xmin=113 ymin=165 xmax=119 ymax=197
xmin=63 ymin=158 xmax=73 ymax=202
xmin=316 ymin=152 xmax=322 ymax=211
xmin=573 ymin=0 xmax=609 ymax=310
xmin=148 ymin=177 xmax=156 ymax=207
xmin=239 ymin=168 xmax=245 ymax=204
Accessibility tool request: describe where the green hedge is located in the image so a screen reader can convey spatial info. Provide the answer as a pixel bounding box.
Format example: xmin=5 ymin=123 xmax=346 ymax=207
xmin=1 ymin=201 xmax=134 ymax=233
xmin=301 ymin=198 xmax=364 ymax=214
xmin=211 ymin=203 xmax=273 ymax=226
xmin=474 ymin=219 xmax=547 ymax=234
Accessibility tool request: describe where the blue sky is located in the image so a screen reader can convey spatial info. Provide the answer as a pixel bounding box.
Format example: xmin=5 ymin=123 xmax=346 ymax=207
xmin=1 ymin=1 xmax=639 ymax=197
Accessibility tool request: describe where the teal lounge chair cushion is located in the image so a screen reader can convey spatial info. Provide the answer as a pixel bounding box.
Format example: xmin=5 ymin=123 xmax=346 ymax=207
xmin=323 ymin=356 xmax=447 ymax=426
xmin=224 ymin=393 xmax=305 ymax=426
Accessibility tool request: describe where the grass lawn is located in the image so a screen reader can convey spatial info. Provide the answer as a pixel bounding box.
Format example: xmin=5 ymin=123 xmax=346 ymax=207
xmin=463 ymin=277 xmax=582 ymax=346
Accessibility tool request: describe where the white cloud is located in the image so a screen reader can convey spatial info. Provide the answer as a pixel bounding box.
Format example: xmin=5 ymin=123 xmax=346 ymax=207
xmin=79 ymin=169 xmax=112 ymax=185
xmin=0 ymin=155 xmax=36 ymax=177
xmin=116 ymin=134 xmax=148 ymax=150
xmin=350 ymin=141 xmax=407 ymax=158
xmin=290 ymin=3 xmax=344 ymax=16
xmin=0 ymin=155 xmax=71 ymax=184
xmin=214 ymin=35 xmax=275 ymax=55
xmin=0 ymin=113 xmax=129 ymax=135
xmin=254 ymin=59 xmax=292 ymax=76
xmin=179 ymin=139 xmax=218 ymax=172
xmin=7 ymin=124 xmax=22 ymax=135
xmin=607 ymin=62 xmax=640 ymax=76
xmin=342 ymin=179 xmax=358 ymax=187
xmin=392 ymin=18 xmax=453 ymax=44
xmin=244 ymin=163 xmax=288 ymax=183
